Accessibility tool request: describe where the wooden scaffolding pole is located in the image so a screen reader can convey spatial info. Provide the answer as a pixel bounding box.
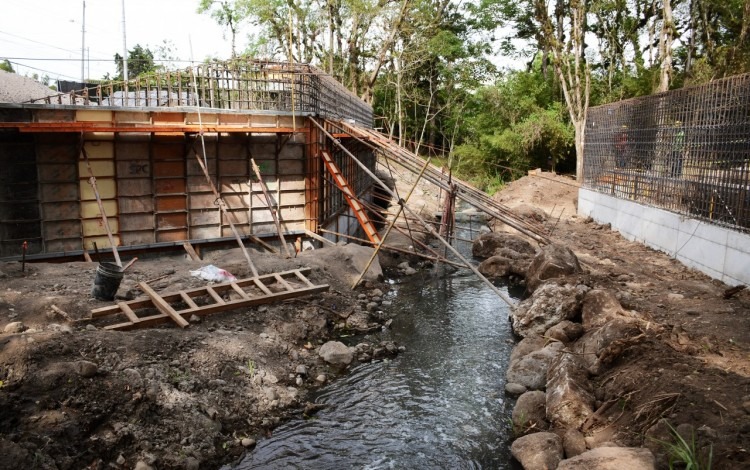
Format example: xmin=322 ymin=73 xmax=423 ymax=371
xmin=80 ymin=140 xmax=122 ymax=267
xmin=189 ymin=140 xmax=259 ymax=277
xmin=352 ymin=157 xmax=432 ymax=288
xmin=251 ymin=157 xmax=292 ymax=258
xmin=309 ymin=118 xmax=515 ymax=307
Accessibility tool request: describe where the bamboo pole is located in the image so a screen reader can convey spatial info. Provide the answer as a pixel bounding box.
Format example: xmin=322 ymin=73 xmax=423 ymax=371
xmin=80 ymin=143 xmax=122 ymax=267
xmin=251 ymin=157 xmax=292 ymax=258
xmin=309 ymin=118 xmax=515 ymax=307
xmin=352 ymin=157 xmax=432 ymax=288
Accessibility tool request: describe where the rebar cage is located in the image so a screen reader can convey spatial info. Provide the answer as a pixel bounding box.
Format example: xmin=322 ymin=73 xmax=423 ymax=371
xmin=584 ymin=73 xmax=750 ymax=233
xmin=29 ymin=59 xmax=373 ymax=128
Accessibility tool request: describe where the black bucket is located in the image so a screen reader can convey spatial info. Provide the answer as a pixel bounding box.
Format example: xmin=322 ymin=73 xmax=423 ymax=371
xmin=91 ymin=262 xmax=124 ymax=301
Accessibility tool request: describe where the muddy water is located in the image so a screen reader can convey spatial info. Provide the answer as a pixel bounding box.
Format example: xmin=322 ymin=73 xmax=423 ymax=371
xmin=236 ymin=241 xmax=520 ymax=469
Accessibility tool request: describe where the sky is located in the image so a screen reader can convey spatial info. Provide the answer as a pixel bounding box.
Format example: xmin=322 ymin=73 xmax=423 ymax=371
xmin=1 ymin=0 xmax=242 ymax=84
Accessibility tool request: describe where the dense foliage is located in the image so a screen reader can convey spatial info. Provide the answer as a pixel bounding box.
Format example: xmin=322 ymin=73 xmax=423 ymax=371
xmin=197 ymin=0 xmax=750 ymax=190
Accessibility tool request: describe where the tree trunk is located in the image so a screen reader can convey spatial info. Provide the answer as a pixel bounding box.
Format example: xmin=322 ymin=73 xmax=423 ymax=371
xmin=657 ymin=0 xmax=674 ymax=92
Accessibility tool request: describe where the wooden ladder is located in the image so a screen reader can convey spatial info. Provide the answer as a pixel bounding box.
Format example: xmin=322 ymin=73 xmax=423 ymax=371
xmin=321 ymin=150 xmax=382 ymax=244
xmin=88 ymin=268 xmax=329 ymax=331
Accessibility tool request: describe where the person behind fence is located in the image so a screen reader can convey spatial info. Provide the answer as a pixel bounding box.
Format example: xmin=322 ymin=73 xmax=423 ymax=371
xmin=669 ymin=120 xmax=685 ymax=177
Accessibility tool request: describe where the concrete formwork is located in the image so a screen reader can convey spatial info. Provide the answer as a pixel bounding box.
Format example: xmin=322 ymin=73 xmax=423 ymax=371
xmin=0 ymin=107 xmax=374 ymax=259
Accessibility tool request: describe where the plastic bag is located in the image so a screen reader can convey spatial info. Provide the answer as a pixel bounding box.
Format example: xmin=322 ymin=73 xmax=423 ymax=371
xmin=190 ymin=265 xmax=237 ymax=282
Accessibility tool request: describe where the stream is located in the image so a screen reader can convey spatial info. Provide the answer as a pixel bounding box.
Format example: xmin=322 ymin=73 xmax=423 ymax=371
xmin=235 ymin=232 xmax=521 ymax=469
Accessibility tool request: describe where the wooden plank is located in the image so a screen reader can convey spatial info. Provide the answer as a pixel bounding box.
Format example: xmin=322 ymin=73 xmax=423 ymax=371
xmin=206 ymin=286 xmax=226 ymax=305
xmin=117 ymin=302 xmax=140 ymax=324
xmin=230 ymin=282 xmax=251 ymax=299
xmin=304 ymin=229 xmax=336 ymax=246
xmin=179 ymin=292 xmax=199 ymax=309
xmin=102 ymin=284 xmax=330 ymax=331
xmin=182 ymin=241 xmax=201 ymax=260
xmin=91 ymin=268 xmax=313 ymax=317
xmin=293 ymin=269 xmax=316 ymax=288
xmin=137 ymin=282 xmax=190 ymax=328
xmin=273 ymin=273 xmax=294 ymax=291
xmin=82 ymin=251 xmax=92 ymax=262
xmin=254 ymin=279 xmax=274 ymax=296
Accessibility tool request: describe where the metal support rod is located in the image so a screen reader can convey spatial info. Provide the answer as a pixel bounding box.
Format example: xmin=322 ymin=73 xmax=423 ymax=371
xmin=310 ymin=118 xmax=515 ymax=307
xmin=352 ymin=157 xmax=432 ymax=288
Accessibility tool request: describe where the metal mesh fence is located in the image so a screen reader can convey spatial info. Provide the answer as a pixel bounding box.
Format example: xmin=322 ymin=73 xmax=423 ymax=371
xmin=584 ymin=73 xmax=750 ymax=233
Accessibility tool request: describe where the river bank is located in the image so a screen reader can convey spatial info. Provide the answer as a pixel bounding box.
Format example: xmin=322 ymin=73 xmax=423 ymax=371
xmin=486 ymin=172 xmax=750 ymax=469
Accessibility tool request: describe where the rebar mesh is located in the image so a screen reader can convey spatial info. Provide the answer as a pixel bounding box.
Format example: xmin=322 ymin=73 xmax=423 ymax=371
xmin=584 ymin=73 xmax=750 ymax=233
xmin=29 ymin=59 xmax=373 ymax=127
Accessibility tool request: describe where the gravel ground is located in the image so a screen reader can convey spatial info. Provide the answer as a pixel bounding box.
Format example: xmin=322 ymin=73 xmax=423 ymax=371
xmin=0 ymin=70 xmax=60 ymax=103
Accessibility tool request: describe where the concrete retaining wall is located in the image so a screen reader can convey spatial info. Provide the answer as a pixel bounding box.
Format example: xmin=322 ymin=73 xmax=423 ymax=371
xmin=578 ymin=188 xmax=750 ymax=286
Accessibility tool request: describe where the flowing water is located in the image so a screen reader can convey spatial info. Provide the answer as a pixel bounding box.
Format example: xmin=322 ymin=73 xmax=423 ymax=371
xmin=236 ymin=236 xmax=521 ymax=469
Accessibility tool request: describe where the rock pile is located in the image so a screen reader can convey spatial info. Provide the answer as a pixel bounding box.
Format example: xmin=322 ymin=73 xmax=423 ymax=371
xmin=473 ymin=235 xmax=658 ymax=469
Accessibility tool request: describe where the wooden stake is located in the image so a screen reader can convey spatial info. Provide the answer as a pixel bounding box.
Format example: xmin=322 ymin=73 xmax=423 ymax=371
xmin=251 ymin=157 xmax=292 ymax=258
xmin=310 ymin=118 xmax=516 ymax=307
xmin=353 ymin=157 xmax=432 ymax=288
xmin=80 ymin=143 xmax=122 ymax=267
xmin=182 ymin=241 xmax=201 ymax=261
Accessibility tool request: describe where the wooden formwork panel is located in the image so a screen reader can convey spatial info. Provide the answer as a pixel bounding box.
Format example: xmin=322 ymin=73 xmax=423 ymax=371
xmin=119 ymin=198 xmax=153 ymax=214
xmin=189 ymin=193 xmax=216 ymax=209
xmin=42 ymin=210 xmax=81 ymax=232
xmin=120 ymin=230 xmax=154 ymax=246
xmin=187 ymin=176 xmax=214 ymax=192
xmin=41 ymin=200 xmax=79 ymax=221
xmin=80 ymin=178 xmax=116 ymax=200
xmin=46 ymin=238 xmax=81 ymax=253
xmin=190 ymin=225 xmax=221 ymax=239
xmin=39 ymin=163 xmax=78 ymax=183
xmin=153 ymin=161 xmax=184 ymax=176
xmin=190 ymin=210 xmax=221 ymax=226
xmin=40 ymin=183 xmax=78 ymax=202
xmin=36 ymin=110 xmax=75 ymax=123
xmin=118 ymin=179 xmax=152 ymax=197
xmin=278 ymin=144 xmax=303 ymax=160
xmin=155 ymin=178 xmax=186 ymax=194
xmin=278 ymin=160 xmax=303 ymax=175
xmin=155 ymin=196 xmax=186 ymax=212
xmin=120 ymin=213 xmax=154 ymax=231
xmin=82 ymin=218 xmax=120 ymax=237
xmin=223 ymin=194 xmax=250 ymax=209
xmin=81 ymin=200 xmax=117 ymax=218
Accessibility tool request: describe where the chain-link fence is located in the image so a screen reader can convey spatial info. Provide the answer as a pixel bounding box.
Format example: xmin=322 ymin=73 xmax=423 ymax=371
xmin=584 ymin=74 xmax=750 ymax=233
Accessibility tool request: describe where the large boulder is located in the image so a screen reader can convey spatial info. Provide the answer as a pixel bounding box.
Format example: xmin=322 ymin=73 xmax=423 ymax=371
xmin=318 ymin=341 xmax=354 ymax=366
xmin=472 ymin=232 xmax=536 ymax=259
xmin=526 ymin=244 xmax=582 ymax=292
xmin=575 ymin=319 xmax=644 ymax=373
xmin=478 ymin=256 xmax=511 ymax=279
xmin=506 ymin=342 xmax=564 ymax=390
xmin=546 ymin=353 xmax=595 ymax=429
xmin=557 ymin=447 xmax=656 ymax=470
xmin=511 ymin=432 xmax=564 ymax=470
xmin=545 ymin=320 xmax=585 ymax=344
xmin=512 ymin=391 xmax=549 ymax=436
xmin=509 ymin=336 xmax=547 ymax=364
xmin=510 ymin=283 xmax=588 ymax=338
xmin=582 ymin=289 xmax=633 ymax=330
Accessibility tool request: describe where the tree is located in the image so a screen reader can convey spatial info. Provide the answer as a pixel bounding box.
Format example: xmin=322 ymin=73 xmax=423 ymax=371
xmin=197 ymin=0 xmax=250 ymax=58
xmin=0 ymin=59 xmax=14 ymax=73
xmin=114 ymin=44 xmax=156 ymax=80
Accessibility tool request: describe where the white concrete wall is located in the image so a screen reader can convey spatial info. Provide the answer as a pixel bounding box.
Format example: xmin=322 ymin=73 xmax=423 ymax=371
xmin=578 ymin=188 xmax=750 ymax=286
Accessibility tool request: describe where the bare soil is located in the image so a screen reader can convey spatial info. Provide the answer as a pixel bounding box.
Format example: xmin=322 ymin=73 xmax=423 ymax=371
xmin=0 ymin=247 xmax=396 ymax=470
xmin=496 ymin=172 xmax=750 ymax=469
